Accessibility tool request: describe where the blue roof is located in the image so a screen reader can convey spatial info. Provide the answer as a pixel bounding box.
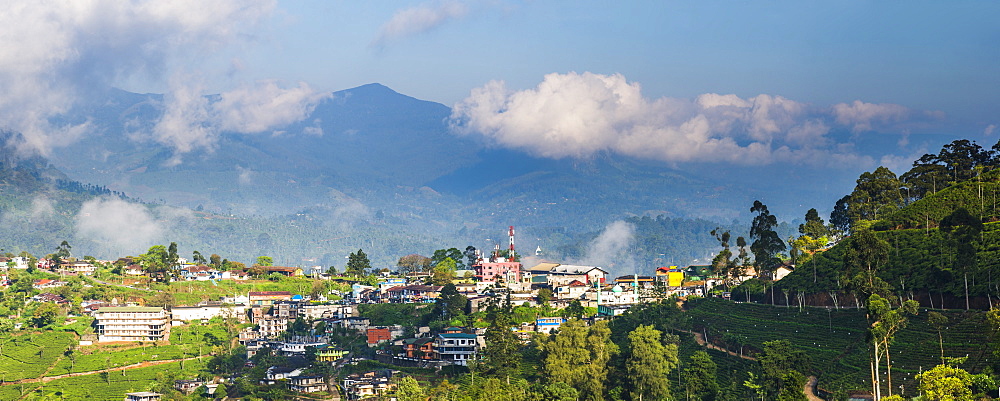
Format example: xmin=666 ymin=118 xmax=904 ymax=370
xmin=291 ymin=294 xmax=304 ymax=300
xmin=439 ymin=333 xmax=477 ymax=339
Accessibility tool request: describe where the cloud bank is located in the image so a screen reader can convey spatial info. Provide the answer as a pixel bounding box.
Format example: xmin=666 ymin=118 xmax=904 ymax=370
xmin=372 ymin=1 xmax=469 ymax=47
xmin=450 ymin=72 xmax=941 ymax=166
xmin=76 ymin=198 xmax=164 ymax=256
xmin=147 ymin=80 xmax=330 ymax=164
xmin=0 ymin=1 xmax=330 ymax=159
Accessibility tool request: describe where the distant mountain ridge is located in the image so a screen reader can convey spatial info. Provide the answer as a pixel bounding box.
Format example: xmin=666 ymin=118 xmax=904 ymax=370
xmin=15 ymin=82 xmax=953 ymax=266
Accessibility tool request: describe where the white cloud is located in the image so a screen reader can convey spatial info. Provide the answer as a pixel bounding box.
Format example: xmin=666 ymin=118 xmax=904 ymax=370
xmin=0 ymin=0 xmax=277 ymax=156
xmin=215 ymin=81 xmax=331 ymax=133
xmin=76 ymin=197 xmax=164 ymax=256
xmin=372 ymin=1 xmax=469 ymax=46
xmin=145 ymin=79 xmax=329 ymax=162
xmin=985 ymin=124 xmax=996 ymax=136
xmin=832 ymin=100 xmax=911 ymax=133
xmin=451 ymin=72 xmax=923 ymax=167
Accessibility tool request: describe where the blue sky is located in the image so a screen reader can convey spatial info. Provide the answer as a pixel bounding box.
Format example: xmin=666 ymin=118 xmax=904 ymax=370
xmin=1 ymin=1 xmax=998 ymax=167
xmin=246 ymin=1 xmax=999 ymax=126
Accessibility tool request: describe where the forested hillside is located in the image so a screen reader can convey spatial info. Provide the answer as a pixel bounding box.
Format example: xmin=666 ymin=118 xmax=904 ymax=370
xmin=777 ymin=139 xmax=1000 ymax=309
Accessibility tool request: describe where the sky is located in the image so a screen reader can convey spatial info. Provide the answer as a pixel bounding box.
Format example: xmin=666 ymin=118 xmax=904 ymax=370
xmin=1 ymin=0 xmax=999 ymax=169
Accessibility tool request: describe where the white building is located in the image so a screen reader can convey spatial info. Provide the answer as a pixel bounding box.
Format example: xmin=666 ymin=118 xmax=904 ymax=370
xmin=94 ymin=307 xmax=168 ymax=342
xmin=170 ymin=304 xmax=247 ymax=322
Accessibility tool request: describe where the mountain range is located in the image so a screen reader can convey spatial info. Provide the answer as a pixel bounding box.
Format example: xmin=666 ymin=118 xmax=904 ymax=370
xmin=0 ymin=83 xmax=960 ymax=271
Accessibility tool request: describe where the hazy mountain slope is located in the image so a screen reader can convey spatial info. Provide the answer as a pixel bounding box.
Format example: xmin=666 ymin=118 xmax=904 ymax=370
xmin=36 ymin=83 xmax=939 ymax=267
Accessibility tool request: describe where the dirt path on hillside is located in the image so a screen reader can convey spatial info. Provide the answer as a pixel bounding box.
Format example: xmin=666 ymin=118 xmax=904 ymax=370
xmin=804 ymin=376 xmax=822 ymax=401
xmin=686 ymin=329 xmax=756 ymax=361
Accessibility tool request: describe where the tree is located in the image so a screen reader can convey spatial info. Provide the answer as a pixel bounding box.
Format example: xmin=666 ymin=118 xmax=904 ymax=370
xmin=561 ymin=299 xmax=585 ymax=319
xmin=432 ymin=283 xmax=467 ymax=323
xmin=849 ymin=166 xmax=904 ymax=223
xmin=750 ymin=200 xmax=786 ymax=280
xmin=757 ymin=340 xmax=810 ymax=400
xmin=799 ymin=208 xmax=828 ymax=239
xmin=397 ymin=254 xmax=432 ymax=274
xmin=533 ymin=382 xmax=579 ymax=401
xmin=255 ymin=256 xmax=273 ymax=267
xmin=710 ymin=228 xmax=735 ymax=285
xmin=431 ymin=257 xmax=458 ymax=285
xmin=734 ymin=236 xmax=750 ymax=279
xmin=928 ymin=311 xmax=949 ymax=364
xmin=626 ymin=324 xmax=675 ymax=401
xmin=464 ymin=246 xmax=479 ymax=266
xmin=830 ymin=195 xmax=852 ymax=238
xmin=167 ymin=242 xmax=179 ymax=269
xmin=684 ymin=350 xmax=719 ymax=401
xmin=940 ymin=208 xmax=983 ymax=310
xmin=191 ymin=251 xmax=206 ymax=265
xmin=432 ymin=248 xmax=465 ymax=269
xmin=394 ymin=376 xmax=427 ymax=401
xmin=142 ymin=245 xmax=170 ymax=279
xmin=540 ymin=319 xmax=617 ymax=400
xmin=843 ymin=229 xmax=891 ymax=302
xmin=212 ymin=383 xmax=227 ymax=399
xmin=901 ymin=153 xmax=950 ymax=202
xmin=345 ymin=249 xmax=371 ymax=276
xmin=209 ymin=254 xmax=222 ymax=267
xmin=482 ymin=298 xmax=521 ymax=380
xmin=55 ymin=240 xmax=71 ymax=261
xmin=867 ymin=294 xmax=918 ymax=400
xmin=917 ymin=363 xmax=973 ymax=401
xmin=536 ymin=288 xmax=553 ymax=306
xmin=32 ymin=303 xmax=60 ymax=327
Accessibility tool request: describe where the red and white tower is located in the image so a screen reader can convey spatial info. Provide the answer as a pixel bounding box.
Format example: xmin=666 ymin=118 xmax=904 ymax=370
xmin=508 ymin=226 xmax=516 ymax=253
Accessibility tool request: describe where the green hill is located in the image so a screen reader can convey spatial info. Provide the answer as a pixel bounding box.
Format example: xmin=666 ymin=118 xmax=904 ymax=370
xmin=778 ymin=167 xmax=1000 ymax=308
xmin=683 ymin=298 xmax=993 ymax=398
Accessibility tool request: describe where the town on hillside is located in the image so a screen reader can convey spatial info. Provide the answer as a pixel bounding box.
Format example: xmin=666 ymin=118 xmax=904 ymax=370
xmin=0 ymin=224 xmax=785 ymax=401
xmin=2 ymin=210 xmax=999 ymax=401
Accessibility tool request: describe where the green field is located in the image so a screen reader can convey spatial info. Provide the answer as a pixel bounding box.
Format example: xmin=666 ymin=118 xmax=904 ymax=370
xmin=0 ymin=331 xmax=75 ymax=382
xmin=0 ymin=359 xmax=208 ymax=401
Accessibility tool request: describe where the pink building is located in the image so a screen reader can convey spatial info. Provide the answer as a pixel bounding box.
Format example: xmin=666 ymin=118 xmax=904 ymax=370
xmin=473 ymin=262 xmax=522 ymax=282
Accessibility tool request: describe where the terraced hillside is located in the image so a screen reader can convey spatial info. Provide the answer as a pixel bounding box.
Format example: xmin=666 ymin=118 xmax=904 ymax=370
xmin=684 ymin=298 xmax=992 ymax=398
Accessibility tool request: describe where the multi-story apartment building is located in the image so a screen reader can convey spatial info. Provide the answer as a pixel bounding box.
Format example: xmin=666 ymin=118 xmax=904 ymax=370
xmin=94 ymin=306 xmax=168 ymax=342
xmin=432 ymin=328 xmax=479 ymax=366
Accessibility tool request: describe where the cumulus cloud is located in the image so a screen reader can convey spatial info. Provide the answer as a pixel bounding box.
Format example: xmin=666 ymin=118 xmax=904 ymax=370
xmin=76 ymin=198 xmax=164 ymax=256
xmin=146 ymin=79 xmax=330 ymax=163
xmin=372 ymin=1 xmax=469 ymax=47
xmin=0 ymin=0 xmax=277 ymax=156
xmin=450 ymin=72 xmax=930 ymax=166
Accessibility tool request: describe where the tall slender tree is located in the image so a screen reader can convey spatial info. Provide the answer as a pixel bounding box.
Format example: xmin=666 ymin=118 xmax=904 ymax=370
xmin=867 ymin=294 xmax=918 ymax=400
xmin=750 ymin=200 xmax=786 ymax=302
